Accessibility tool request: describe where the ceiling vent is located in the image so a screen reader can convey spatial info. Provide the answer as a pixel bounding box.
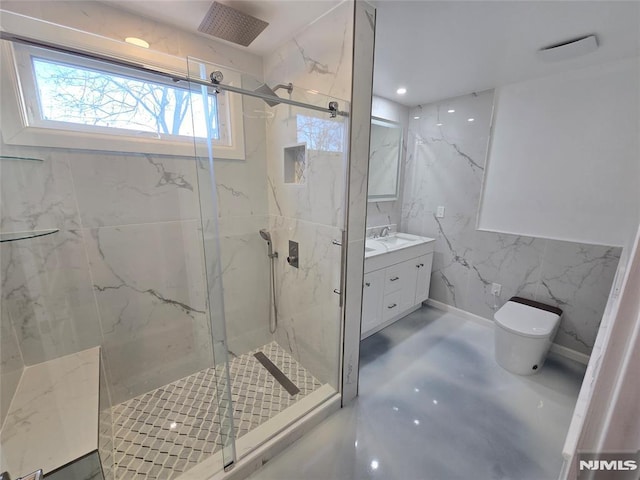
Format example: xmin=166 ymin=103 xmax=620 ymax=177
xmin=198 ymin=2 xmax=269 ymax=47
xmin=537 ymin=35 xmax=599 ymax=62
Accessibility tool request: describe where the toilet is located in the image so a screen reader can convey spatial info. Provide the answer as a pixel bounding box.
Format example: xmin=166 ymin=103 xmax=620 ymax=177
xmin=494 ymin=297 xmax=562 ymax=375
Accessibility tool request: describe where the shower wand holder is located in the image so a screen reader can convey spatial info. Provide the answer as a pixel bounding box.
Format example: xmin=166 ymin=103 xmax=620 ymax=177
xmin=287 ymin=240 xmax=299 ymax=268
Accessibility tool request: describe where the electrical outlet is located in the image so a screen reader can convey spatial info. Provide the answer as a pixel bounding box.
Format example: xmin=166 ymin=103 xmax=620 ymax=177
xmin=491 ymin=283 xmax=502 ymax=296
xmin=436 ymin=206 xmax=445 ymax=218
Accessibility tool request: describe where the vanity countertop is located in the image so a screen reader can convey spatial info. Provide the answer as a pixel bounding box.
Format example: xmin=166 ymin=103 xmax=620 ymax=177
xmin=365 ymin=233 xmax=435 ymax=272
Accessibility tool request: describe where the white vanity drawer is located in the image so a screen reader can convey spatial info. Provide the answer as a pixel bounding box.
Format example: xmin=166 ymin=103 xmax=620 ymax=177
xmin=384 ymin=262 xmax=411 ymax=294
xmin=382 ymin=291 xmax=403 ymax=321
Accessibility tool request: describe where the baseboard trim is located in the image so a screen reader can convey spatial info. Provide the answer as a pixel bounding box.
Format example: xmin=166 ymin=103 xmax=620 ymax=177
xmin=425 ymin=299 xmax=590 ymax=365
xmin=549 ymin=343 xmax=590 ymax=365
xmin=425 ymin=299 xmax=493 ymax=327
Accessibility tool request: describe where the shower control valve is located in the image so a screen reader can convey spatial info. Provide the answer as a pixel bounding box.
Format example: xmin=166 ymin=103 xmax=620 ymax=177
xmin=287 ymin=240 xmax=299 ymax=268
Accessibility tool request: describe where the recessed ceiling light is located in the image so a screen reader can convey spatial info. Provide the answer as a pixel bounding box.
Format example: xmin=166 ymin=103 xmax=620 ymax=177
xmin=467 ymin=118 xmax=475 ymax=122
xmin=436 ymin=123 xmax=443 ymax=127
xmin=125 ymin=37 xmax=150 ymax=48
xmin=447 ymin=109 xmax=455 ymax=113
xmin=413 ymin=116 xmax=420 ymax=120
xmin=396 ymin=87 xmax=407 ymax=95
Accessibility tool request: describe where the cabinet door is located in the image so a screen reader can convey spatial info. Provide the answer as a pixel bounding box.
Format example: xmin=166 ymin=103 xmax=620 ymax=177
xmin=414 ymin=253 xmax=433 ymax=304
xmin=362 ymin=270 xmax=384 ymax=335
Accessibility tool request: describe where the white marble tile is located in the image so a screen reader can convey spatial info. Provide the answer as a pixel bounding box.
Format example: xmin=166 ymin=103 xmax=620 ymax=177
xmin=215 ymin=216 xmax=271 ymax=357
xmin=340 ymin=0 xmax=375 ymax=403
xmin=0 ymin=303 xmax=23 ymax=427
xmin=534 ymin=240 xmax=622 ymax=354
xmin=400 ymin=89 xmax=620 ymax=357
xmin=69 ymin=151 xmax=200 ymax=228
xmin=265 ymin=105 xmax=348 ymax=229
xmin=0 ymin=347 xmax=100 ymax=478
xmin=0 ymin=142 xmax=81 ymax=233
xmin=269 ymin=216 xmax=343 ymax=388
xmin=366 ymin=201 xmax=401 ymax=228
xmin=0 ymin=230 xmax=103 ymax=365
xmin=465 ymin=232 xmax=546 ymax=319
xmin=263 ymin=2 xmax=354 ymax=102
xmin=84 ymin=221 xmax=212 ymax=404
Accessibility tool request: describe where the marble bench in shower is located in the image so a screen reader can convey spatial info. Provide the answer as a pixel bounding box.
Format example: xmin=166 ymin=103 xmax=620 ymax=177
xmin=0 ymin=347 xmax=111 ymax=480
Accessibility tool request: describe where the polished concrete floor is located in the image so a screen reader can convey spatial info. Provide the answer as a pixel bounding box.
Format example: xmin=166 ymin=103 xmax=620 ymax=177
xmin=248 ymin=306 xmax=586 ymax=480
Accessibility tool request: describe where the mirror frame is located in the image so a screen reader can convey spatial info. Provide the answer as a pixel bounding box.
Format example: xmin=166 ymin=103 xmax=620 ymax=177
xmin=368 ymin=116 xmax=403 ymax=202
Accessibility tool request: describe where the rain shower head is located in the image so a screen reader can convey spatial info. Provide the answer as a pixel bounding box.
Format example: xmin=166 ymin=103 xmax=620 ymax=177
xmin=253 ymin=83 xmax=294 ymax=107
xmin=198 ymin=2 xmax=269 ymax=47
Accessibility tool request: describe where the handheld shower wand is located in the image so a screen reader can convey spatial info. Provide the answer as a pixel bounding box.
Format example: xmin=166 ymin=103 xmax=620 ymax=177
xmin=259 ymin=229 xmax=278 ymax=259
xmin=259 ymin=229 xmax=278 ymax=333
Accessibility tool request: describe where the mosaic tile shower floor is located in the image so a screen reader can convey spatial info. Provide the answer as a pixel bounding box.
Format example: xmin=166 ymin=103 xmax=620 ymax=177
xmin=111 ymin=341 xmax=322 ymax=479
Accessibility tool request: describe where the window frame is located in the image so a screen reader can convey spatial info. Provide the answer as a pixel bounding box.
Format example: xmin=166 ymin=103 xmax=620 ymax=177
xmin=0 ymin=14 xmax=246 ymax=160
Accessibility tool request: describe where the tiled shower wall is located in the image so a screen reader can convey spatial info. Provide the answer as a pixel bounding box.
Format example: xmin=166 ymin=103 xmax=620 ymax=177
xmin=0 ymin=1 xmax=271 ymax=406
xmin=401 ymin=90 xmax=621 ymax=355
xmin=263 ymin=2 xmax=355 ymax=389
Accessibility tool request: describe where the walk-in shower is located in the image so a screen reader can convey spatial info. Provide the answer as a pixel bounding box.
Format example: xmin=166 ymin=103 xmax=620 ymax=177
xmin=0 ymin=11 xmax=349 ymax=480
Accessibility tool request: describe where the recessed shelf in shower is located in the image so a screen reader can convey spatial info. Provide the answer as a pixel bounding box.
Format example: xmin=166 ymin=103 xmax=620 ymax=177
xmin=283 ymin=143 xmax=307 ymax=185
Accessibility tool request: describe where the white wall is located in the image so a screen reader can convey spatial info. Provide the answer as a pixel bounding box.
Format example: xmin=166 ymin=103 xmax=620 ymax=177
xmin=479 ymin=56 xmax=640 ymax=247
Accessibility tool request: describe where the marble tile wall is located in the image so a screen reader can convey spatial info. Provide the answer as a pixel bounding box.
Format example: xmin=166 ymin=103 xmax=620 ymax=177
xmin=263 ymin=2 xmax=355 ymax=389
xmin=342 ymin=1 xmax=376 ymax=403
xmin=0 ymin=303 xmax=23 ymax=427
xmin=0 ymin=2 xmax=272 ymax=407
xmin=401 ymin=90 xmax=621 ymax=355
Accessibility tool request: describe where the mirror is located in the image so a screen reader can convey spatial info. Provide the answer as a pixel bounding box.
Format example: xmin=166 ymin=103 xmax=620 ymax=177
xmin=368 ymin=117 xmax=402 ymax=202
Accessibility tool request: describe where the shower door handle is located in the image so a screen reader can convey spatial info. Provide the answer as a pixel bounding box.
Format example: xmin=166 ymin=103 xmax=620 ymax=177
xmin=335 ymin=230 xmax=346 ymax=308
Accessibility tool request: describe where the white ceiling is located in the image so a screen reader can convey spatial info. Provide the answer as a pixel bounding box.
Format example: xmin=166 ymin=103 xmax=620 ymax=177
xmin=104 ymin=0 xmax=640 ymax=107
xmin=373 ymin=1 xmax=640 ymax=106
xmin=105 ymin=0 xmax=341 ymax=56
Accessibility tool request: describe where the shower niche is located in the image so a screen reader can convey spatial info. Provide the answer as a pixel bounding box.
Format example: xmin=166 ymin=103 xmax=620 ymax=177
xmin=283 ymin=143 xmax=307 ymax=184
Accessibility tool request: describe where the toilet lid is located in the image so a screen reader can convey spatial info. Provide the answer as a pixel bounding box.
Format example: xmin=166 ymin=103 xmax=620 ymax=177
xmin=494 ymin=301 xmax=561 ymax=338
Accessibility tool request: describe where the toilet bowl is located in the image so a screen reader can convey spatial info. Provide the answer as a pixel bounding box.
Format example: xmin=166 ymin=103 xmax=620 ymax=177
xmin=494 ymin=297 xmax=562 ymax=375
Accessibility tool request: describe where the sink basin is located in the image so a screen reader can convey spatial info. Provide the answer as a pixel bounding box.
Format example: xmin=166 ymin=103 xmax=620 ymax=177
xmin=365 ymin=232 xmax=430 ymax=258
xmin=377 ymin=236 xmax=412 ymax=247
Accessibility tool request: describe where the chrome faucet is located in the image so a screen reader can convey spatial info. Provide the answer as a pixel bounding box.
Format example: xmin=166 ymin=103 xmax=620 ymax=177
xmin=380 ymin=226 xmax=390 ymax=238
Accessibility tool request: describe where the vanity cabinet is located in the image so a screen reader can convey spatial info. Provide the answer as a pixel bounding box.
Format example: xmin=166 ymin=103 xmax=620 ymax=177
xmin=362 ymin=251 xmax=433 ymax=339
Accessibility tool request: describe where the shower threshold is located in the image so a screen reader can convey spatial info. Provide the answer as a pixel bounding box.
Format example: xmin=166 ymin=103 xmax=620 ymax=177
xmin=111 ymin=341 xmax=322 ymax=479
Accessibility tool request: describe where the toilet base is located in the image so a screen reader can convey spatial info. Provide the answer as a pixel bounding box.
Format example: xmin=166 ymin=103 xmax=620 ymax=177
xmin=494 ymin=326 xmax=553 ymax=376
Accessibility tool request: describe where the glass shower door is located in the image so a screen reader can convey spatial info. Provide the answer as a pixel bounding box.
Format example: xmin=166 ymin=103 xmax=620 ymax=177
xmin=185 ymin=55 xmax=349 ymax=459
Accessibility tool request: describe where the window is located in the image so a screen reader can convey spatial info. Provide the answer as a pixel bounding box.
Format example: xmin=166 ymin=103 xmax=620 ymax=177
xmin=1 ymin=35 xmax=245 ymax=159
xmin=296 ymin=114 xmax=344 ymax=152
xmin=30 ymin=55 xmax=223 ymax=142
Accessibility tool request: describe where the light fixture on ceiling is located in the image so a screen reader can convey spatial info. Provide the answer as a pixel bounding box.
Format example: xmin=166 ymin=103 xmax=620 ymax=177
xmin=125 ymin=37 xmax=150 ymax=48
xmin=447 ymin=109 xmax=455 ymax=113
xmin=537 ymin=34 xmax=598 ymax=62
xmin=414 ymin=116 xmax=420 ymax=120
xmin=436 ymin=123 xmax=443 ymax=127
xmin=467 ymin=118 xmax=475 ymax=122
xmin=397 ymin=87 xmax=407 ymax=95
